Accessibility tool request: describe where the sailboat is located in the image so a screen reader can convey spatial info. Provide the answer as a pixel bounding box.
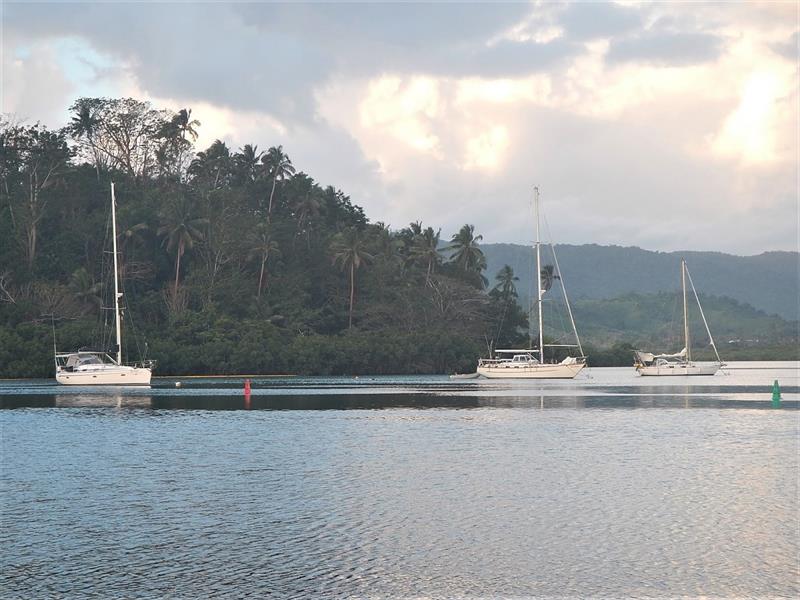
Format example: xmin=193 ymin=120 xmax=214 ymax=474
xmin=55 ymin=183 xmax=154 ymax=386
xmin=477 ymin=187 xmax=586 ymax=379
xmin=634 ymin=259 xmax=723 ymax=376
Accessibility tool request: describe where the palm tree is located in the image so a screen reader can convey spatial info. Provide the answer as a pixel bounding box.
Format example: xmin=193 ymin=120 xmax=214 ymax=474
xmin=493 ymin=265 xmax=519 ymax=300
xmin=447 ymin=224 xmax=486 ymax=273
xmin=68 ymin=267 xmax=102 ymax=314
xmin=540 ymin=264 xmax=560 ymax=292
xmin=174 ymin=108 xmax=200 ymax=142
xmin=234 ymin=144 xmax=263 ymax=183
xmin=118 ymin=222 xmax=148 ymax=279
xmin=189 ymin=140 xmax=231 ymax=188
xmin=68 ymin=99 xmax=102 ymax=180
xmin=371 ymin=222 xmax=403 ymax=266
xmin=157 ymin=196 xmax=208 ymax=297
xmin=330 ymin=227 xmax=374 ymax=329
xmin=294 ymin=190 xmax=322 ymax=249
xmin=409 ymin=226 xmax=443 ymax=284
xmin=247 ymin=223 xmax=281 ymax=298
xmin=261 ymin=145 xmax=296 ymax=218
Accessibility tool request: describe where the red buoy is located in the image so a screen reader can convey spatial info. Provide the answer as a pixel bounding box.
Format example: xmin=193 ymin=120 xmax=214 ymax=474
xmin=244 ymin=378 xmax=251 ymax=396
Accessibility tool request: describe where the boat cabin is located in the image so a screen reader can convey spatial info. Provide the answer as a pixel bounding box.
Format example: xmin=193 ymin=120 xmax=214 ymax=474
xmin=56 ymin=352 xmax=118 ymax=371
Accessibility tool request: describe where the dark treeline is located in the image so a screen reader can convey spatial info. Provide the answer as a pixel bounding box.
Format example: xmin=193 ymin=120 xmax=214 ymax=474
xmin=1 ymin=98 xmax=534 ymax=377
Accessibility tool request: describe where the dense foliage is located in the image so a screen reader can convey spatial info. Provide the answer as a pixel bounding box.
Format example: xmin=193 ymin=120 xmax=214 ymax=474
xmin=2 ymin=99 xmax=794 ymax=378
xmin=0 ymin=99 xmax=531 ymax=377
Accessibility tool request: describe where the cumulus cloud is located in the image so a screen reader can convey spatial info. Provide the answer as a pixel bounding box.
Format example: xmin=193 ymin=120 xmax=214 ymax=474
xmin=607 ymin=31 xmax=725 ymax=66
xmin=2 ymin=1 xmax=797 ymax=254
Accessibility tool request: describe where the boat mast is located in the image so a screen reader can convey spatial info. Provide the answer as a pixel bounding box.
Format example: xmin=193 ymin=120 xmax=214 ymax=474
xmin=685 ymin=264 xmax=723 ymax=365
xmin=535 ymin=187 xmax=544 ymax=363
xmin=111 ymin=182 xmax=123 ymax=366
xmin=681 ymin=258 xmax=691 ymax=362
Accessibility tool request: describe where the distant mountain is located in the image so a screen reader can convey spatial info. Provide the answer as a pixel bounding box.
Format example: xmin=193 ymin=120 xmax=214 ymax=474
xmin=569 ymin=292 xmax=797 ymax=350
xmin=482 ymin=243 xmax=799 ymax=321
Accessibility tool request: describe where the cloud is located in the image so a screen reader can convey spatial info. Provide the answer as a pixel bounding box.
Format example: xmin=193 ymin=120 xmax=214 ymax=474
xmin=770 ymin=31 xmax=799 ymax=61
xmin=557 ymin=1 xmax=642 ymax=41
xmin=1 ymin=1 xmax=797 ymax=254
xmin=607 ymin=31 xmax=725 ymax=66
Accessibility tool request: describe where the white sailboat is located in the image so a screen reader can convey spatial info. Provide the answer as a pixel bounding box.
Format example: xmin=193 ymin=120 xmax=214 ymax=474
xmin=477 ymin=187 xmax=586 ymax=379
xmin=634 ymin=259 xmax=723 ymax=376
xmin=55 ymin=183 xmax=154 ymax=386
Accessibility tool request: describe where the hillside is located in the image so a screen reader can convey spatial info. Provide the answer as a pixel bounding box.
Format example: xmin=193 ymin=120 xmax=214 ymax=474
xmin=483 ymin=243 xmax=799 ymax=320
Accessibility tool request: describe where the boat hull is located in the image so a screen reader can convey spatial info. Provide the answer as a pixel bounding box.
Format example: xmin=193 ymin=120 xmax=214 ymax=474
xmin=477 ymin=362 xmax=585 ymax=379
xmin=56 ymin=366 xmax=152 ymax=386
xmin=636 ymin=363 xmax=720 ymax=376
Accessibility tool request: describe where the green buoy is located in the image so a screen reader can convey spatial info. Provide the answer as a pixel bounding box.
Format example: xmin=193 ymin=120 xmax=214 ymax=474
xmin=771 ymin=380 xmax=781 ymax=408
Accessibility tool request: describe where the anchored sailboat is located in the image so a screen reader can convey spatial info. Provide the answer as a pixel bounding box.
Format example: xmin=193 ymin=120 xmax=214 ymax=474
xmin=634 ymin=259 xmax=723 ymax=376
xmin=477 ymin=187 xmax=586 ymax=379
xmin=55 ymin=183 xmax=154 ymax=385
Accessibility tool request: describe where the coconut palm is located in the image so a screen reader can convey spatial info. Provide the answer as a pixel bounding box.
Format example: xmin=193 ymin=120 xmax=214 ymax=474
xmin=330 ymin=227 xmax=374 ymax=329
xmin=371 ymin=222 xmax=403 ymax=266
xmin=68 ymin=99 xmax=102 ymax=179
xmin=540 ymin=264 xmax=560 ymax=292
xmin=68 ymin=267 xmax=102 ymax=314
xmin=173 ymin=108 xmax=200 ymax=142
xmin=189 ymin=140 xmax=231 ymax=188
xmin=294 ymin=190 xmax=322 ymax=249
xmin=157 ymin=196 xmax=208 ymax=297
xmin=247 ymin=224 xmax=281 ymax=298
xmin=261 ymin=145 xmax=296 ymax=218
xmin=234 ymin=143 xmax=263 ymax=183
xmin=493 ymin=265 xmax=519 ymax=300
xmin=447 ymin=224 xmax=485 ymax=273
xmin=409 ymin=226 xmax=443 ymax=284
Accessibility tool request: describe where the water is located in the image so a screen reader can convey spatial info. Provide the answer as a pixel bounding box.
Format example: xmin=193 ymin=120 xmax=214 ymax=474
xmin=1 ymin=363 xmax=798 ymax=598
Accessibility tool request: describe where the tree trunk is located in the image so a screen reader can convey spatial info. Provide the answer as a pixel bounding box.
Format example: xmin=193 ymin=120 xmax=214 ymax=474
xmin=257 ymin=253 xmax=266 ymax=298
xmin=174 ymin=240 xmax=183 ymax=298
xmin=348 ymin=262 xmax=355 ymax=329
xmin=267 ymin=176 xmax=277 ymax=220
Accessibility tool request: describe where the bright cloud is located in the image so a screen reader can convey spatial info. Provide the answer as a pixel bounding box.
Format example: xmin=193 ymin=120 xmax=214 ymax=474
xmin=2 ymin=1 xmax=797 ymax=254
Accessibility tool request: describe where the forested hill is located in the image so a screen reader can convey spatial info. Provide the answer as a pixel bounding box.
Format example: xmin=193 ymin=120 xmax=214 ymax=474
xmin=0 ymin=98 xmax=529 ymax=377
xmin=0 ymin=98 xmax=795 ymax=377
xmin=483 ymin=243 xmax=799 ymax=320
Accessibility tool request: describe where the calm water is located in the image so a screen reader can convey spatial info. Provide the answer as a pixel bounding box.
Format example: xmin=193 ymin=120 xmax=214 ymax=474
xmin=1 ymin=363 xmax=798 ymax=598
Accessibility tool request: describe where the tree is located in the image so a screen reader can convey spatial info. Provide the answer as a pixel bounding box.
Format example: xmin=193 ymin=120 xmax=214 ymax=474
xmin=261 ymin=145 xmax=295 ymax=219
xmin=493 ymin=265 xmax=519 ymax=301
xmin=293 ymin=189 xmax=322 ymax=249
xmin=330 ymin=227 xmax=374 ymax=329
xmin=1 ymin=124 xmax=72 ymax=269
xmin=157 ymin=195 xmax=208 ymax=297
xmin=68 ymin=98 xmax=104 ymax=180
xmin=247 ymin=223 xmax=281 ymax=298
xmin=447 ymin=224 xmax=485 ymax=271
xmin=408 ymin=226 xmax=443 ymax=284
xmin=69 ymin=97 xmax=168 ymax=178
xmin=68 ymin=267 xmax=101 ymax=314
xmin=446 ymin=224 xmax=487 ymax=288
xmin=188 ymin=140 xmax=231 ymax=189
xmin=540 ymin=264 xmax=560 ymax=292
xmin=234 ymin=144 xmax=263 ymax=184
xmin=173 ymin=108 xmax=200 ymax=142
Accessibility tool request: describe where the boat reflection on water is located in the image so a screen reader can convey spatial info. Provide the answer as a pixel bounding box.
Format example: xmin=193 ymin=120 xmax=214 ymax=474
xmin=54 ymin=394 xmax=153 ymax=409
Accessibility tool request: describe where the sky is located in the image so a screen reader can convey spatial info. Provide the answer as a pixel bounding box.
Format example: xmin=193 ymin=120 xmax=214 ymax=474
xmin=2 ymin=0 xmax=798 ymax=255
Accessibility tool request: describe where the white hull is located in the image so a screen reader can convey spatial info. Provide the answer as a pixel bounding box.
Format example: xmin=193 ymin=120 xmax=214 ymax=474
xmin=477 ymin=362 xmax=585 ymax=379
xmin=637 ymin=363 xmax=720 ymax=377
xmin=56 ymin=366 xmax=152 ymax=386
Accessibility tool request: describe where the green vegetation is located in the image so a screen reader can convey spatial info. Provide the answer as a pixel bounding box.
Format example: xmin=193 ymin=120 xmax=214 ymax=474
xmin=1 ymin=99 xmax=795 ymax=378
xmin=0 ymin=99 xmax=529 ymax=377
